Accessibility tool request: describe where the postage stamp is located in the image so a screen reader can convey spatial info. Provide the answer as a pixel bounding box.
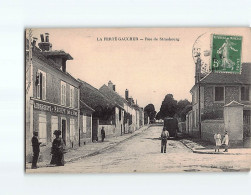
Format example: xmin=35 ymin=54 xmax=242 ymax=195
xmin=210 ymin=34 xmax=242 ymax=73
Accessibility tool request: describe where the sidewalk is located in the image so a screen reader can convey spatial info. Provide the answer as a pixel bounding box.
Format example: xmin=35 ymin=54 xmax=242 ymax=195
xmin=26 ymin=125 xmax=150 ymax=169
xmin=180 ymin=138 xmax=251 ymax=155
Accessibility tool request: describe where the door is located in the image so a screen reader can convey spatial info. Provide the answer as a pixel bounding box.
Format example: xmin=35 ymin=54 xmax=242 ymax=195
xmin=92 ymin=118 xmax=99 ymax=142
xmin=62 ymin=119 xmax=66 ymax=144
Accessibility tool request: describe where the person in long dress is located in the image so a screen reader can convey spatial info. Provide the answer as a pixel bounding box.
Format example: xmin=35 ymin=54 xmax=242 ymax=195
xmin=214 ymin=132 xmax=221 ymax=152
xmin=50 ymin=130 xmax=65 ymax=166
xmin=222 ymin=131 xmax=229 ymax=152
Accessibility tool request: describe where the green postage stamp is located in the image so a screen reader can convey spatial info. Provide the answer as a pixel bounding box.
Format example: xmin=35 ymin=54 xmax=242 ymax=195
xmin=211 ymin=34 xmax=242 ymax=73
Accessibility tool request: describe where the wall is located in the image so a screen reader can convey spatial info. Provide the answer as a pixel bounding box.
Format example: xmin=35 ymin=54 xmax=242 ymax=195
xmin=224 ymin=105 xmax=243 ymax=146
xmin=203 ymin=85 xmax=240 ymax=114
xmin=201 ymin=120 xmax=225 ymax=143
xmin=97 ymin=124 xmax=116 ymax=140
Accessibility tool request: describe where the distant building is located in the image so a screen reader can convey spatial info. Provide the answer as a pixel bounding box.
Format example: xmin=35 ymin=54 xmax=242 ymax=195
xmin=78 ymin=79 xmax=120 ymax=141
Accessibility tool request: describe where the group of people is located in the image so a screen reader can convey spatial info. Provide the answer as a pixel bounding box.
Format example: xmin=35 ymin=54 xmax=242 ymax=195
xmin=31 ymin=130 xmax=65 ymax=169
xmin=214 ymin=131 xmax=229 ymax=152
xmin=31 ymin=127 xmax=106 ymax=169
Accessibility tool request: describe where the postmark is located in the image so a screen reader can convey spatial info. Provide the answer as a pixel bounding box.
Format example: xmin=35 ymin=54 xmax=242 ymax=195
xmin=210 ymin=34 xmax=242 ymax=74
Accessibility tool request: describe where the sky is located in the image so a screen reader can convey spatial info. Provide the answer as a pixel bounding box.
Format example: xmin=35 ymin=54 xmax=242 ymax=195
xmin=30 ymin=28 xmax=251 ymax=111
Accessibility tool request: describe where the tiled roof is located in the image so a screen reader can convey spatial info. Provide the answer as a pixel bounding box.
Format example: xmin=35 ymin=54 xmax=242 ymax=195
xmin=42 ymin=50 xmax=73 ymax=60
xmin=78 ymin=79 xmax=115 ymax=110
xmin=80 ymin=100 xmax=95 ymax=112
xmin=99 ymin=85 xmax=126 ymax=108
xmin=32 ymin=47 xmax=79 ymax=83
xmin=200 ymin=63 xmax=251 ymax=85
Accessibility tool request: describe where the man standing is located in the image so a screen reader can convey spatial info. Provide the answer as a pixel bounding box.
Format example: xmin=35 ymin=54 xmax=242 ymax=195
xmin=31 ymin=131 xmax=41 ymax=169
xmin=101 ymin=127 xmax=105 ymax=142
xmin=161 ymin=128 xmax=169 ymax=153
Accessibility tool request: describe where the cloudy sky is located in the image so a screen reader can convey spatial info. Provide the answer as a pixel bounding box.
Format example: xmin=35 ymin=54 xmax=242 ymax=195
xmin=31 ymin=28 xmax=251 ymax=111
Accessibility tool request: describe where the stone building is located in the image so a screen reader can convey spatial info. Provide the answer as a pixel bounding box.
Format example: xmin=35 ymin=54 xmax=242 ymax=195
xmin=26 ymin=34 xmax=80 ymax=160
xmin=187 ymin=62 xmax=251 ymax=146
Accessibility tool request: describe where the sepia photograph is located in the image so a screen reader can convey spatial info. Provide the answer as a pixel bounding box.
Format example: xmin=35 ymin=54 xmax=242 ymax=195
xmin=25 ymin=28 xmax=251 ymax=173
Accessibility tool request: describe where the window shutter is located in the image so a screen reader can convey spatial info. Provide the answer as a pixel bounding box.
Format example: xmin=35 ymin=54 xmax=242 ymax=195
xmin=42 ymin=74 xmax=46 ymax=100
xmin=36 ymin=72 xmax=40 ymax=99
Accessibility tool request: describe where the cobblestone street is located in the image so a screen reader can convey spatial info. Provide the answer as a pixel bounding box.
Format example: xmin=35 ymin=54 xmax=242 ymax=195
xmin=27 ymin=126 xmax=251 ymax=173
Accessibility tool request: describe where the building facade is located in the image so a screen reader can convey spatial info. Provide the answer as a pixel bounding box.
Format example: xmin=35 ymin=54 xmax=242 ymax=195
xmin=187 ymin=62 xmax=251 ymax=146
xmin=26 ymin=34 xmax=80 ymax=160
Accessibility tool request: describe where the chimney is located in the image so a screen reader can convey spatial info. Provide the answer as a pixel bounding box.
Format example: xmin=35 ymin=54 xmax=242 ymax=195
xmin=40 ymin=34 xmax=44 ymax=42
xmin=108 ymin=81 xmax=113 ymax=90
xmin=38 ymin=33 xmax=52 ymax=51
xmin=113 ymin=85 xmax=116 ymax=91
xmin=125 ymin=89 xmax=129 ymax=100
xmin=45 ymin=33 xmax=49 ymax=42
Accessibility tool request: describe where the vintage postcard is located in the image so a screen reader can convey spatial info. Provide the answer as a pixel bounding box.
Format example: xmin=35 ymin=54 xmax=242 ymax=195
xmin=25 ymin=28 xmax=251 ymax=173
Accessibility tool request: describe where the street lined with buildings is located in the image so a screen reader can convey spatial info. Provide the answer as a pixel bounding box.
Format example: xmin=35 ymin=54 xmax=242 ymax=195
xmin=27 ymin=125 xmax=251 ymax=173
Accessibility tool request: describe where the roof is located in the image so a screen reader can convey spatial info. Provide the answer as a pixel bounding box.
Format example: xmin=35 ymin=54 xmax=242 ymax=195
xmin=200 ymin=63 xmax=251 ymax=85
xmin=41 ymin=50 xmax=73 ymax=60
xmin=78 ymin=79 xmax=115 ymax=110
xmin=80 ymin=100 xmax=95 ymax=112
xmin=32 ymin=47 xmax=79 ymax=84
xmin=99 ymin=84 xmax=126 ymax=109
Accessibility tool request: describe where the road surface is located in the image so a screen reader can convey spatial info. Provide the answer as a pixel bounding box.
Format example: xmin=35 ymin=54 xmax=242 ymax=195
xmin=27 ymin=126 xmax=251 ymax=173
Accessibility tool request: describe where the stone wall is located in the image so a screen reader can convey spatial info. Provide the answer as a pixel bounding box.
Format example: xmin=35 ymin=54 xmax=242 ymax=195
xmin=201 ymin=120 xmax=225 ymax=143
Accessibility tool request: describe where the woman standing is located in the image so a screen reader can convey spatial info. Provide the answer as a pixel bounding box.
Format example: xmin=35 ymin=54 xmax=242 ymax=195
xmin=214 ymin=132 xmax=222 ymax=152
xmin=50 ymin=130 xmax=65 ymax=166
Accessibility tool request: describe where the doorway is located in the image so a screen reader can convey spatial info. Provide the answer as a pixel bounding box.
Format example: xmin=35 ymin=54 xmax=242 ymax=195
xmin=61 ymin=118 xmax=66 ymax=144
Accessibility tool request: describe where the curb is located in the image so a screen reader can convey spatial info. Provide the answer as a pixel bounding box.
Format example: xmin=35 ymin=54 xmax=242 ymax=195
xmin=26 ymin=125 xmax=150 ymax=169
xmin=179 ymin=139 xmax=251 ymax=155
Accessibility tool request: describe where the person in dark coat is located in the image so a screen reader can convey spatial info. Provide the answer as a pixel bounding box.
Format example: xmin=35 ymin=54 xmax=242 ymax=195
xmin=50 ymin=130 xmax=65 ymax=166
xmin=31 ymin=131 xmax=41 ymax=169
xmin=161 ymin=128 xmax=169 ymax=153
xmin=101 ymin=127 xmax=105 ymax=142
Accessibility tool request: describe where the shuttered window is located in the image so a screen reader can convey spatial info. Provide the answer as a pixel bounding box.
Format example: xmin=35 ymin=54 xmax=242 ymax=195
xmin=70 ymin=86 xmax=74 ymax=108
xmin=61 ymin=81 xmax=66 ymax=105
xmin=36 ymin=70 xmax=46 ymax=100
xmin=39 ymin=114 xmax=47 ymax=144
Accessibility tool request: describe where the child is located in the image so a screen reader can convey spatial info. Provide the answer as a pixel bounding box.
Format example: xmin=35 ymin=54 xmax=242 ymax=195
xmin=222 ymin=131 xmax=229 ymax=152
xmin=214 ymin=132 xmax=221 ymax=152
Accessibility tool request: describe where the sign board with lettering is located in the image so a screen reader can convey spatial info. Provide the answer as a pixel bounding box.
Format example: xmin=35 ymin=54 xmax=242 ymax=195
xmin=33 ymin=100 xmax=78 ymax=117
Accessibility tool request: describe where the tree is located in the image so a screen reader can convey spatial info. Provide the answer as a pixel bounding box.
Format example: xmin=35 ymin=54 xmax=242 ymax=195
xmin=179 ymin=104 xmax=192 ymax=121
xmin=177 ymin=99 xmax=192 ymax=119
xmin=159 ymin=94 xmax=177 ymax=118
xmin=144 ymin=104 xmax=156 ymax=122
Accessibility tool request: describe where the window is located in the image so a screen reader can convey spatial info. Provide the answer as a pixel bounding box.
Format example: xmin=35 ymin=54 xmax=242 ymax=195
xmin=61 ymin=81 xmax=66 ymax=105
xmin=36 ymin=70 xmax=46 ymax=100
xmin=241 ymin=86 xmax=249 ymax=101
xmin=38 ymin=114 xmax=47 ymax=144
xmin=70 ymin=119 xmax=75 ymax=141
xmin=70 ymin=86 xmax=74 ymax=108
xmin=215 ymin=87 xmax=224 ymax=102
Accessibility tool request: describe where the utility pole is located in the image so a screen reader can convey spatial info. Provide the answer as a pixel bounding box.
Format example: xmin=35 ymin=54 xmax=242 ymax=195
xmin=196 ymin=55 xmax=202 ymax=139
